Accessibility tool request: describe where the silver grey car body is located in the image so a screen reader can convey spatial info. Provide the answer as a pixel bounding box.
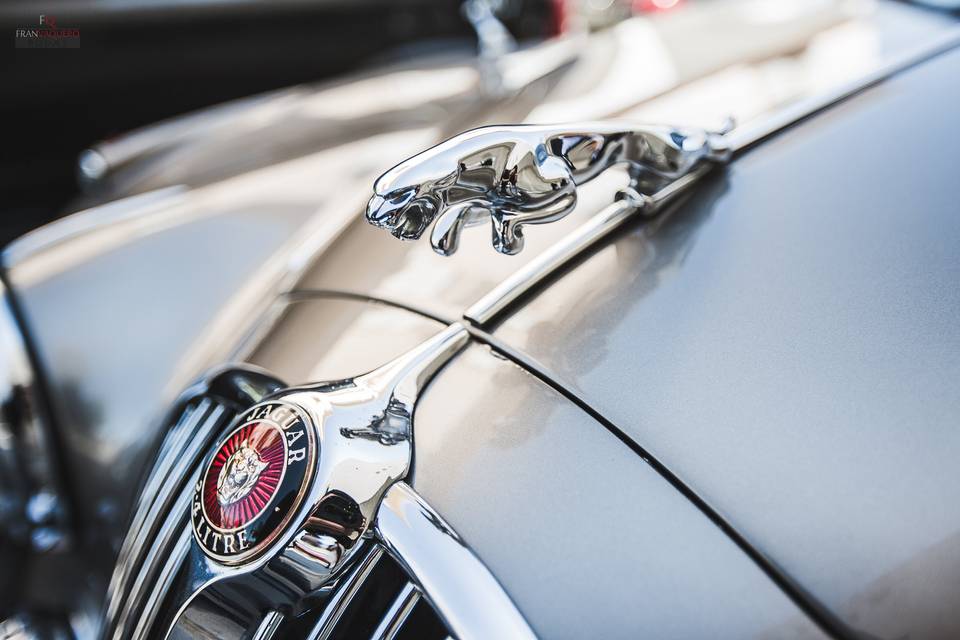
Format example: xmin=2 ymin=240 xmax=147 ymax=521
xmin=2 ymin=2 xmax=960 ymax=639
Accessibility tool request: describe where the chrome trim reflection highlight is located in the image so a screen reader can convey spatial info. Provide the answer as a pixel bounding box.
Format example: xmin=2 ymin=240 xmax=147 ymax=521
xmin=103 ymin=366 xmax=286 ymax=640
xmin=465 ymin=163 xmax=713 ymax=326
xmin=306 ymin=544 xmax=385 ymax=640
xmin=250 ymin=610 xmax=284 ymax=640
xmin=167 ymin=324 xmax=469 ymax=637
xmin=376 ymin=482 xmax=536 ymax=640
xmin=370 ymin=581 xmax=421 ymax=640
xmin=465 ymin=192 xmax=648 ymax=325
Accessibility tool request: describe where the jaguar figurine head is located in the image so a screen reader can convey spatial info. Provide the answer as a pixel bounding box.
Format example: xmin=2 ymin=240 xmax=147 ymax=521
xmin=217 ymin=442 xmax=269 ymax=507
xmin=365 ymin=186 xmax=440 ymax=242
xmin=366 ymin=126 xmax=580 ymax=256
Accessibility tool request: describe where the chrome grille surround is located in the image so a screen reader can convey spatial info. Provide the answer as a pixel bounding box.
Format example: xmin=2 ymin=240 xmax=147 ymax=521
xmin=102 ymin=326 xmax=536 ymax=640
xmin=102 ymin=366 xmax=286 ymax=640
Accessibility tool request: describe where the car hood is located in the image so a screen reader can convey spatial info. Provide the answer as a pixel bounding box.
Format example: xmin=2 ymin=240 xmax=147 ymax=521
xmin=486 ymin=45 xmax=960 ymax=638
xmin=4 ymin=4 xmax=959 ymax=635
xmin=291 ymin=26 xmax=960 ymax=639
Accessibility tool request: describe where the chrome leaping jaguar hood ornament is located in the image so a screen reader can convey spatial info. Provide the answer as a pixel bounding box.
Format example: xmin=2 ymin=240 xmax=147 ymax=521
xmin=365 ymin=123 xmax=732 ymax=256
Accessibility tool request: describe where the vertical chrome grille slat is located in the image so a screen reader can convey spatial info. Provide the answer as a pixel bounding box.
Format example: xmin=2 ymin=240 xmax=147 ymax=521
xmin=130 ymin=528 xmax=191 ymax=640
xmin=116 ymin=489 xmax=192 ymax=638
xmin=104 ymin=400 xmax=232 ymax=640
xmin=139 ymin=400 xmax=214 ymax=514
xmin=250 ymin=611 xmax=284 ymax=640
xmin=370 ymin=582 xmax=420 ymax=640
xmin=105 ymin=399 xmax=214 ymax=623
xmin=308 ymin=544 xmax=385 ymax=640
xmin=376 ymin=482 xmax=536 ymax=640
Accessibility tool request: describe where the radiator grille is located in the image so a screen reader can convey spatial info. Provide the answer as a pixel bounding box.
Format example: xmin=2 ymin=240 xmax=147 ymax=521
xmin=102 ymin=385 xmax=455 ymax=640
xmin=103 ymin=397 xmax=234 ymax=640
xmin=280 ymin=544 xmax=452 ymax=640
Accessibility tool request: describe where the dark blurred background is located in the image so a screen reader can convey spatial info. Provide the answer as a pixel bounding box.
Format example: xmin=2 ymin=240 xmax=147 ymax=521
xmin=0 ymin=0 xmax=560 ymax=247
xmin=3 ymin=0 xmax=956 ymax=249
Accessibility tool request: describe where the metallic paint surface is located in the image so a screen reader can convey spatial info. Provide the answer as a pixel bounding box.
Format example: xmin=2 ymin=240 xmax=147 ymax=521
xmin=166 ymin=324 xmax=471 ymax=639
xmin=411 ymin=343 xmax=827 ymax=639
xmin=3 ymin=207 xmax=310 ymax=549
xmin=244 ymin=296 xmax=446 ymax=384
xmin=298 ymin=169 xmax=632 ymax=318
xmin=2 ymin=2 xmax=958 ymax=635
xmin=493 ymin=47 xmax=960 ymax=638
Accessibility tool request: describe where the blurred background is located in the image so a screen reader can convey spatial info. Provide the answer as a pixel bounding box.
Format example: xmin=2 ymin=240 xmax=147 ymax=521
xmin=1 ymin=0 xmax=958 ymax=248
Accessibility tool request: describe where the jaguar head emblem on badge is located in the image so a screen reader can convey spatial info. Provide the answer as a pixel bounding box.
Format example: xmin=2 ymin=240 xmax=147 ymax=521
xmin=217 ymin=441 xmax=269 ymax=507
xmin=192 ymin=401 xmax=315 ymax=564
xmin=167 ymin=325 xmax=468 ymax=636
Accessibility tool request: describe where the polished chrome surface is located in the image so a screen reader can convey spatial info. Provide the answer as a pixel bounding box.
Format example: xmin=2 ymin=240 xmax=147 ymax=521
xmin=6 ymin=4 xmax=960 ymax=637
xmin=464 ymin=195 xmax=644 ymax=324
xmin=370 ymin=581 xmax=421 ymax=640
xmin=0 ymin=33 xmax=577 ymax=566
xmin=103 ymin=367 xmax=285 ymax=640
xmin=376 ymin=481 xmax=536 ymax=640
xmin=461 ymin=170 xmax=722 ymax=326
xmin=167 ymin=324 xmax=468 ymax=636
xmin=446 ymin=147 xmax=712 ymax=325
xmin=6 ymin=11 xmax=942 ymax=537
xmin=306 ymin=544 xmax=384 ymax=640
xmin=106 ymin=403 xmax=224 ymax=640
xmin=106 ymin=398 xmax=219 ymax=624
xmin=129 ymin=530 xmax=190 ymax=640
xmin=158 ymin=323 xmax=539 ymax=640
xmin=250 ymin=611 xmax=283 ymax=640
xmin=297 ymin=7 xmax=960 ymax=323
xmin=366 ymin=122 xmax=730 ymax=255
xmin=460 ymin=29 xmax=960 ymax=326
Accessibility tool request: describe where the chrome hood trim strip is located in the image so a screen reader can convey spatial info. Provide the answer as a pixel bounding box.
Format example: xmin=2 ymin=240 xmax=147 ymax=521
xmin=465 ymin=165 xmax=710 ymax=326
xmin=726 ymin=27 xmax=960 ymax=152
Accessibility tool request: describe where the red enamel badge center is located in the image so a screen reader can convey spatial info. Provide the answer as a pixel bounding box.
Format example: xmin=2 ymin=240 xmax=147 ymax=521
xmin=192 ymin=401 xmax=315 ymax=564
xmin=202 ymin=422 xmax=286 ymax=530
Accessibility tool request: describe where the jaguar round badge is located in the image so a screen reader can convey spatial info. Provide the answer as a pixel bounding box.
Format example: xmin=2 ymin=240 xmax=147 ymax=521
xmin=192 ymin=401 xmax=315 ymax=564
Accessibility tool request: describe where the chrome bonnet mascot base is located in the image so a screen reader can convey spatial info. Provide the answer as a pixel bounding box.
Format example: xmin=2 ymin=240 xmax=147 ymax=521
xmin=365 ymin=123 xmax=731 ymax=255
